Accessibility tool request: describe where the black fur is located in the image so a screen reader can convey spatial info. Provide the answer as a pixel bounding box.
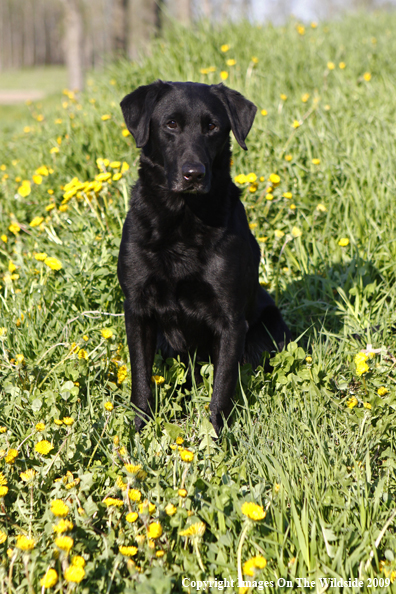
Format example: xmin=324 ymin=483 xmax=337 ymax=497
xmin=118 ymin=80 xmax=291 ymax=435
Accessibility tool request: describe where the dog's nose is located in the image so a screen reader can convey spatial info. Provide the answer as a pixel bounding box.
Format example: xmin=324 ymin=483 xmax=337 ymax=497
xmin=182 ymin=162 xmax=206 ymax=182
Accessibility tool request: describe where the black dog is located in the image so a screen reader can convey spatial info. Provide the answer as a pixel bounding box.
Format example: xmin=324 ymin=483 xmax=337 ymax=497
xmin=118 ymin=80 xmax=291 ymax=435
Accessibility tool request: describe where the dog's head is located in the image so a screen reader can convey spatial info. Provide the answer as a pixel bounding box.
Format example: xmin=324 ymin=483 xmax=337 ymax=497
xmin=120 ymin=81 xmax=257 ymax=194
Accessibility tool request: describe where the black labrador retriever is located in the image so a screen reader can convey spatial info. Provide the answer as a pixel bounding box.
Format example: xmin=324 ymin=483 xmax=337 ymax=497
xmin=118 ymin=80 xmax=291 ymax=435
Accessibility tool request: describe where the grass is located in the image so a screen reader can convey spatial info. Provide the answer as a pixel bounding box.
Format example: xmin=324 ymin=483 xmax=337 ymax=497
xmin=1 ymin=12 xmax=396 ymax=593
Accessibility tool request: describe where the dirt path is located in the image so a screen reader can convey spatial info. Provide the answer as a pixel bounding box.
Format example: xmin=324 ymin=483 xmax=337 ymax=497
xmin=0 ymin=90 xmax=45 ymax=104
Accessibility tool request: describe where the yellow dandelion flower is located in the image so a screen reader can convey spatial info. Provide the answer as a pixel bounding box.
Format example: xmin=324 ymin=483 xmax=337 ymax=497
xmin=147 ymin=522 xmax=163 ymax=540
xmin=261 ymin=109 xmax=267 ymax=116
xmin=119 ymin=545 xmax=138 ymax=556
xmin=126 ymin=512 xmax=139 ymax=523
xmin=347 ymin=396 xmax=358 ymax=409
xmin=285 ymin=154 xmax=292 ymax=162
xmin=104 ymin=497 xmax=123 ymax=507
xmin=35 ymin=422 xmax=45 ymax=431
xmin=101 ymin=114 xmax=111 ymax=121
xmin=16 ymin=535 xmax=35 ymax=551
xmin=226 ymin=59 xmax=236 ymax=66
xmin=241 ymin=501 xmax=266 ymax=521
xmin=5 ymin=449 xmax=18 ymax=464
xmin=280 ymin=93 xmax=287 ymax=101
xmin=72 ymin=556 xmax=86 ymax=567
xmin=50 ymin=147 xmax=59 ymax=154
xmin=104 ymin=401 xmax=114 ymax=411
xmin=78 ymin=349 xmax=88 ymax=360
xmin=0 ymin=472 xmax=7 ymax=486
xmin=291 ymin=226 xmax=302 ymax=238
xmin=138 ymin=500 xmax=156 ymax=514
xmin=121 ymin=162 xmax=130 ymax=172
xmin=55 ymin=535 xmax=74 ymax=552
xmin=64 ymin=565 xmax=85 ymax=583
xmin=9 ymin=223 xmax=21 ymax=234
xmin=269 ymin=173 xmax=280 ymax=185
xmin=44 ymin=257 xmax=62 ymax=271
xmin=327 ymin=61 xmax=335 ymax=70
xmin=363 ymin=72 xmax=371 ymax=81
xmin=62 ymin=417 xmax=74 ymax=426
xmin=35 ymin=440 xmax=54 ymax=456
xmin=53 ymin=519 xmax=74 ymax=534
xmin=124 ymin=463 xmax=142 ymax=474
xmin=156 ymin=550 xmax=165 ymax=558
xmin=165 ymin=503 xmax=177 ymax=516
xmin=274 ymin=229 xmax=285 ymax=239
xmin=301 ymin=93 xmax=310 ymax=102
xmin=122 ymin=128 xmax=130 ymax=137
xmin=101 ymin=328 xmax=113 ymax=339
xmin=292 ymin=120 xmax=301 ymax=128
xmin=339 ymin=62 xmax=346 ymax=69
xmin=0 ymin=486 xmax=8 ymax=497
xmin=338 ymin=238 xmax=349 ymax=247
xmin=129 ymin=489 xmax=142 ymax=502
xmin=178 ymin=488 xmax=187 ymax=498
xmin=316 ymin=203 xmax=327 ymax=212
xmin=363 ymin=402 xmax=372 ymax=409
xmin=243 ymin=555 xmax=267 ymax=576
xmin=246 ymin=173 xmax=257 ymax=183
xmin=1 ymin=235 xmax=7 ymax=243
xmin=51 ymin=500 xmax=70 ymax=517
xmin=40 ymin=569 xmax=58 ymax=588
xmin=179 ymin=521 xmax=206 ymax=538
xmin=220 ymin=44 xmax=229 ymax=52
xmin=283 ymin=192 xmax=292 ymax=199
xmin=179 ymin=449 xmax=194 ymax=463
xmin=151 ymin=375 xmax=165 ymax=385
xmin=20 ymin=469 xmax=36 ymax=482
xmin=220 ymin=71 xmax=228 ymax=80
xmin=0 ymin=532 xmax=7 ymax=544
xmin=378 ymin=387 xmax=388 ymax=396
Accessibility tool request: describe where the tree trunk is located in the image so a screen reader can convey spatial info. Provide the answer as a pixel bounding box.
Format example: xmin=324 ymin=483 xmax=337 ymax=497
xmin=126 ymin=0 xmax=159 ymax=61
xmin=61 ymin=0 xmax=84 ymax=91
xmin=174 ymin=0 xmax=191 ymax=25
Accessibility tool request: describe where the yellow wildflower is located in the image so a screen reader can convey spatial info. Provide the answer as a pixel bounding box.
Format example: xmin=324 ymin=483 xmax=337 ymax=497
xmin=16 ymin=535 xmax=35 ymax=551
xmin=274 ymin=230 xmax=285 ymax=239
xmin=241 ymin=501 xmax=266 ymax=521
xmin=53 ymin=519 xmax=74 ymax=534
xmin=64 ymin=565 xmax=85 ymax=583
xmin=55 ymin=535 xmax=74 ymax=552
xmin=101 ymin=328 xmax=113 ymax=339
xmin=226 ymin=59 xmax=236 ymax=66
xmin=40 ymin=569 xmax=58 ymax=589
xmin=9 ymin=223 xmax=21 ymax=234
xmin=35 ymin=422 xmax=45 ymax=431
xmin=269 ymin=173 xmax=280 ymax=185
xmin=291 ymin=227 xmax=302 ymax=238
xmin=220 ymin=71 xmax=228 ymax=80
xmin=243 ymin=555 xmax=267 ymax=576
xmin=363 ymin=402 xmax=372 ymax=409
xmin=51 ymin=500 xmax=70 ymax=517
xmin=44 ymin=257 xmax=62 ymax=271
xmin=129 ymin=489 xmax=142 ymax=502
xmin=179 ymin=521 xmax=206 ymax=538
xmin=339 ymin=62 xmax=346 ymax=69
xmin=363 ymin=72 xmax=371 ymax=81
xmin=327 ymin=61 xmax=335 ymax=70
xmin=338 ymin=238 xmax=349 ymax=247
xmin=35 ymin=440 xmax=54 ymax=455
xmin=138 ymin=500 xmax=156 ymax=514
xmin=261 ymin=109 xmax=267 ymax=116
xmin=0 ymin=532 xmax=7 ymax=544
xmin=316 ymin=203 xmax=327 ymax=212
xmin=180 ymin=449 xmax=194 ymax=462
xmin=147 ymin=522 xmax=163 ymax=540
xmin=126 ymin=512 xmax=138 ymax=523
xmin=104 ymin=497 xmax=123 ymax=507
xmin=62 ymin=417 xmax=74 ymax=426
xmin=5 ymin=449 xmax=18 ymax=464
xmin=20 ymin=469 xmax=36 ymax=482
xmin=178 ymin=488 xmax=187 ymax=498
xmin=378 ymin=387 xmax=388 ymax=396
xmin=104 ymin=401 xmax=114 ymax=411
xmin=347 ymin=396 xmax=358 ymax=408
xmin=220 ymin=44 xmax=229 ymax=52
xmin=101 ymin=114 xmax=111 ymax=121
xmin=119 ymin=545 xmax=138 ymax=556
xmin=151 ymin=375 xmax=165 ymax=385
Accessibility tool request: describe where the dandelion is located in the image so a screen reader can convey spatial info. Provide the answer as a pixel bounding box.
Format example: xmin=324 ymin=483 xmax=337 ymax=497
xmin=274 ymin=230 xmax=285 ymax=239
xmin=119 ymin=545 xmax=138 ymax=556
xmin=64 ymin=565 xmax=85 ymax=583
xmin=138 ymin=500 xmax=156 ymax=514
xmin=72 ymin=556 xmax=86 ymax=568
xmin=178 ymin=488 xmax=187 ymax=498
xmin=355 ymin=352 xmax=369 ymax=376
xmin=104 ymin=497 xmax=123 ymax=507
xmin=44 ymin=257 xmax=62 ymax=271
xmin=16 ymin=535 xmax=35 ymax=551
xmin=1 ymin=235 xmax=7 ymax=243
xmin=20 ymin=469 xmax=36 ymax=482
xmin=0 ymin=532 xmax=7 ymax=544
xmin=241 ymin=502 xmax=266 ymax=521
xmin=339 ymin=62 xmax=346 ymax=69
xmin=285 ymin=154 xmax=292 ymax=161
xmin=338 ymin=238 xmax=349 ymax=247
xmin=35 ymin=422 xmax=45 ymax=431
xmin=147 ymin=522 xmax=163 ymax=540
xmin=104 ymin=401 xmax=114 ymax=411
xmin=51 ymin=499 xmax=70 ymax=517
xmin=55 ymin=535 xmax=74 ymax=553
xmin=269 ymin=173 xmax=280 ymax=185
xmin=5 ymin=449 xmax=18 ymax=464
xmin=378 ymin=387 xmax=388 ymax=396
xmin=296 ymin=24 xmax=305 ymax=35
xmin=122 ymin=129 xmax=130 ymax=137
xmin=0 ymin=486 xmax=8 ymax=497
xmin=9 ymin=223 xmax=21 ymax=234
xmin=291 ymin=227 xmax=302 ymax=238
xmin=363 ymin=402 xmax=372 ymax=409
xmin=50 ymin=147 xmax=59 ymax=154
xmin=35 ymin=440 xmax=54 ymax=456
xmin=261 ymin=109 xmax=267 ymax=116
xmin=280 ymin=94 xmax=287 ymax=101
xmin=126 ymin=512 xmax=139 ymax=523
xmin=179 ymin=522 xmax=206 ymax=538
xmin=292 ymin=120 xmax=301 ymax=129
xmin=312 ymin=158 xmax=321 ymax=165
xmin=180 ymin=449 xmax=194 ymax=462
xmin=124 ymin=463 xmax=142 ymax=474
xmin=156 ymin=550 xmax=165 ymax=558
xmin=63 ymin=417 xmax=74 ymax=426
xmin=101 ymin=114 xmax=111 ymax=121
xmin=129 ymin=489 xmax=142 ymax=502
xmin=226 ymin=59 xmax=236 ymax=66
xmin=165 ymin=503 xmax=177 ymax=516
xmin=327 ymin=61 xmax=335 ymax=70
xmin=101 ymin=328 xmax=113 ymax=339
xmin=220 ymin=44 xmax=229 ymax=52
xmin=220 ymin=71 xmax=228 ymax=80
xmin=151 ymin=375 xmax=165 ymax=385
xmin=347 ymin=396 xmax=358 ymax=409
xmin=283 ymin=192 xmax=292 ymax=199
xmin=301 ymin=93 xmax=310 ymax=102
xmin=234 ymin=174 xmax=247 ymax=184
xmin=243 ymin=555 xmax=267 ymax=576
xmin=53 ymin=519 xmax=73 ymax=534
xmin=363 ymin=72 xmax=372 ymax=81
xmin=316 ymin=203 xmax=327 ymax=212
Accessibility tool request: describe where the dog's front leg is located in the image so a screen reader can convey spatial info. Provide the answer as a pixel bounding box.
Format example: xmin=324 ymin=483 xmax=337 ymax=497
xmin=210 ymin=318 xmax=247 ymax=436
xmin=124 ymin=301 xmax=157 ymax=432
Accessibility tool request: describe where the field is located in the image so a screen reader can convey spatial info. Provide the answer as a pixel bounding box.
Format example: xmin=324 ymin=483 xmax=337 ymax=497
xmin=1 ymin=12 xmax=396 ymax=593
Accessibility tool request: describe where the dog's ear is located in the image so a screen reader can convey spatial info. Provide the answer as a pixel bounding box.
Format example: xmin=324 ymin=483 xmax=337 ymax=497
xmin=120 ymin=80 xmax=170 ymax=148
xmin=211 ymin=84 xmax=257 ymax=150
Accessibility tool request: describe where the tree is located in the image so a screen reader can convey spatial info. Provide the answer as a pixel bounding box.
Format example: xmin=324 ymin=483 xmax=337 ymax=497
xmin=126 ymin=0 xmax=160 ymax=61
xmin=61 ymin=0 xmax=84 ymax=91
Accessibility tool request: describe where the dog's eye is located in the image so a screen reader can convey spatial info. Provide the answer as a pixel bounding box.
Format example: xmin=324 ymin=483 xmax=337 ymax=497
xmin=208 ymin=123 xmax=217 ymax=131
xmin=166 ymin=120 xmax=178 ymax=129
